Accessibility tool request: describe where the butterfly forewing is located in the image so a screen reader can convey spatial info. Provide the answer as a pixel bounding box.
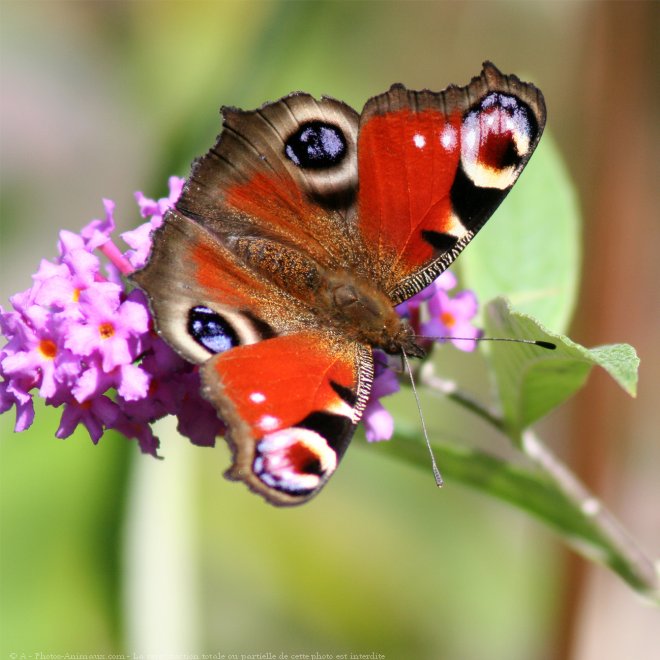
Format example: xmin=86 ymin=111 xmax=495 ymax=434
xmin=356 ymin=62 xmax=546 ymax=303
xmin=176 ymin=93 xmax=361 ymax=272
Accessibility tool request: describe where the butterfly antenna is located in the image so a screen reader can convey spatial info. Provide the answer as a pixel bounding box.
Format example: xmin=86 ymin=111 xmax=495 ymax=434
xmin=402 ymin=350 xmax=444 ymax=488
xmin=416 ymin=336 xmax=556 ymax=350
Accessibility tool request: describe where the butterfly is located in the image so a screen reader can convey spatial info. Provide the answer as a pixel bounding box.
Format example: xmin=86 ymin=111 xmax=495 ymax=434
xmin=133 ymin=62 xmax=546 ymax=506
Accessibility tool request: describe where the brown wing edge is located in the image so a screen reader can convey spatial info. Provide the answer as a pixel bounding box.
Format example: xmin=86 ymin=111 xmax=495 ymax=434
xmin=361 ymin=61 xmax=546 ymax=130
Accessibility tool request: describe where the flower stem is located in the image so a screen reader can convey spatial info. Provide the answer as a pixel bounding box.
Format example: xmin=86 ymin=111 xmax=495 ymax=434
xmin=99 ymin=240 xmax=135 ymax=275
xmin=419 ymin=362 xmax=660 ymax=599
xmin=521 ymin=428 xmax=659 ymax=597
xmin=419 ymin=362 xmax=504 ymax=430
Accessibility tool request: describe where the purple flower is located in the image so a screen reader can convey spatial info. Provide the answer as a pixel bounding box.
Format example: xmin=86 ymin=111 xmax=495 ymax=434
xmin=363 ymin=352 xmax=401 ymax=442
xmin=0 ymin=177 xmax=224 ymax=455
xmin=135 ymin=175 xmax=184 ymax=219
xmin=56 ymin=394 xmax=120 ymax=444
xmin=35 ymin=247 xmax=118 ymax=320
xmin=112 ymin=415 xmax=160 ymax=457
xmin=422 ymin=289 xmax=481 ymax=352
xmin=123 ymin=176 xmax=184 ymax=270
xmin=396 ymin=270 xmax=457 ymax=317
xmin=1 ymin=304 xmax=81 ymax=400
xmin=72 ymin=357 xmax=151 ymax=404
xmin=65 ymin=287 xmax=149 ymax=372
xmin=175 ymin=371 xmax=224 ymax=447
xmin=397 ymin=270 xmax=481 ymax=352
xmin=121 ymin=222 xmax=157 ymax=271
xmin=0 ymin=308 xmax=36 ymax=431
xmin=80 ymin=198 xmax=116 ymax=250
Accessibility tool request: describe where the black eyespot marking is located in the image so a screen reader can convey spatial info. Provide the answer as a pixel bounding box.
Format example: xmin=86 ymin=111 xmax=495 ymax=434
xmin=188 ymin=306 xmax=239 ymax=354
xmin=462 ymin=93 xmax=538 ymax=172
xmin=450 ymin=164 xmax=505 ymax=229
xmin=331 ymin=381 xmax=358 ymax=407
xmin=285 ymin=121 xmax=347 ymax=169
xmin=297 ymin=453 xmax=324 ymax=477
xmin=421 ymin=230 xmax=459 ymax=253
xmin=487 ymin=137 xmax=520 ymax=169
xmin=241 ymin=310 xmax=277 ymax=340
xmin=298 ymin=412 xmax=352 ymax=455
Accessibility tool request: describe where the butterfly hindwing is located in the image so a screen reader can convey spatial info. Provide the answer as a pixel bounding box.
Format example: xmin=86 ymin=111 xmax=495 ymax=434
xmin=134 ymin=210 xmax=373 ymax=505
xmin=356 ymin=62 xmax=546 ymax=303
xmin=201 ymin=332 xmax=373 ymax=505
xmin=132 ymin=209 xmax=309 ymax=366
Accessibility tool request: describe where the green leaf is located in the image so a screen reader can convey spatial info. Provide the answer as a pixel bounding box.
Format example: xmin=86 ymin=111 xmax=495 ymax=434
xmin=460 ymin=135 xmax=581 ymax=334
xmin=376 ymin=431 xmax=659 ymax=600
xmin=483 ymin=298 xmax=639 ymax=440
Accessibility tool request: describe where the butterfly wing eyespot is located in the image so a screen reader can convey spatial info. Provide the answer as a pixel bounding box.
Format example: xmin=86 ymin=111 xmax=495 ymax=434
xmin=284 ymin=121 xmax=348 ymax=170
xmin=253 ymin=427 xmax=338 ymax=496
xmin=459 ymin=90 xmax=540 ymax=191
xmin=188 ymin=306 xmax=240 ymax=354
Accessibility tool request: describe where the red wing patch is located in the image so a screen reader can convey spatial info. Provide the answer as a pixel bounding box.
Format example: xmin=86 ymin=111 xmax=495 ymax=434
xmin=206 ymin=332 xmax=359 ymax=436
xmin=357 ymin=108 xmax=462 ymax=283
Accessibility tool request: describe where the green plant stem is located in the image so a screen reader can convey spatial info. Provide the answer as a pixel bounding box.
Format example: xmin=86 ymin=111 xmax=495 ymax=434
xmin=419 ymin=362 xmax=660 ymax=599
xmin=520 ymin=428 xmax=659 ymax=595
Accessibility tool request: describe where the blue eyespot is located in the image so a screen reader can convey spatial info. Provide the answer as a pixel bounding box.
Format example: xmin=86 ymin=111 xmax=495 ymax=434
xmin=188 ymin=306 xmax=239 ymax=354
xmin=285 ymin=121 xmax=347 ymax=169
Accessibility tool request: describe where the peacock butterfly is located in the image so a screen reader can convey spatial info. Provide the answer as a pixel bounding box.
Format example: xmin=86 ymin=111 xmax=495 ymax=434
xmin=133 ymin=62 xmax=546 ymax=506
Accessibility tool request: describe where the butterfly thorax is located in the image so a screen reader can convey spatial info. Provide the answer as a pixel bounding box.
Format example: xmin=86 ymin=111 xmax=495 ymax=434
xmin=321 ymin=270 xmax=425 ymax=358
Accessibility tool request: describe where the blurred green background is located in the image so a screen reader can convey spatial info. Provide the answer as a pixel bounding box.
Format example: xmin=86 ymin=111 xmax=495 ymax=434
xmin=1 ymin=2 xmax=658 ymax=659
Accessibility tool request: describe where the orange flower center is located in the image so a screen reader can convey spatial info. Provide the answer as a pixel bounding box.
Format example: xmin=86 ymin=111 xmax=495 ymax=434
xmin=440 ymin=311 xmax=456 ymax=328
xmin=38 ymin=339 xmax=57 ymax=359
xmin=72 ymin=288 xmax=81 ymax=303
xmin=98 ymin=322 xmax=115 ymax=340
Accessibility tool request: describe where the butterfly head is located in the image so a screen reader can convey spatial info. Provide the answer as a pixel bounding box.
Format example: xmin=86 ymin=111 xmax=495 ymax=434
xmin=388 ymin=323 xmax=426 ymax=359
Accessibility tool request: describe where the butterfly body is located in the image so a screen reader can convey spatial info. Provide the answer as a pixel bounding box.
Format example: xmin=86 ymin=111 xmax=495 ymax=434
xmin=226 ymin=230 xmax=419 ymax=354
xmin=134 ymin=63 xmax=546 ymax=505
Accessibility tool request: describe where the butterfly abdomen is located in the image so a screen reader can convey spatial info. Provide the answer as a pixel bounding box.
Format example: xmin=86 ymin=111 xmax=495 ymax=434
xmin=230 ymin=235 xmax=323 ymax=296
